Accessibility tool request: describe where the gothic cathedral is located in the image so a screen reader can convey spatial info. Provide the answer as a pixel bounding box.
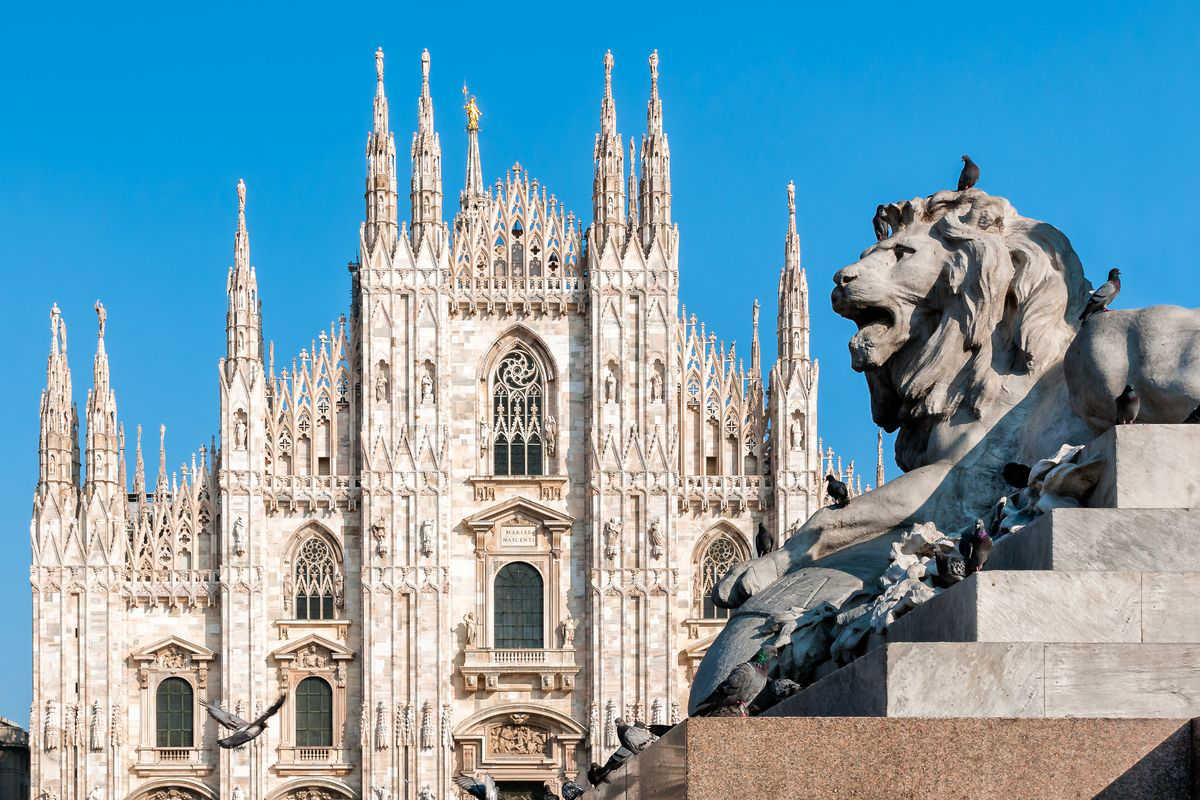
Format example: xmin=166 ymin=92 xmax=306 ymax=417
xmin=29 ymin=49 xmax=879 ymax=800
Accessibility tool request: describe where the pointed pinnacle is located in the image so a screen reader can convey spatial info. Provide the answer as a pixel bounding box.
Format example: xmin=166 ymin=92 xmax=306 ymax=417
xmin=375 ymin=46 xmax=385 ymax=82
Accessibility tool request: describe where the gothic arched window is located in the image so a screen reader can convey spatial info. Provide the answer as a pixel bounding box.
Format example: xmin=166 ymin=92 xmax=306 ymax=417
xmin=699 ymin=534 xmax=743 ymax=620
xmin=494 ymin=562 xmax=544 ymax=648
xmin=295 ymin=676 xmax=333 ymax=747
xmin=492 ymin=347 xmax=545 ymax=476
xmin=293 ymin=536 xmax=339 ymax=620
xmin=155 ymin=677 xmax=193 ymax=748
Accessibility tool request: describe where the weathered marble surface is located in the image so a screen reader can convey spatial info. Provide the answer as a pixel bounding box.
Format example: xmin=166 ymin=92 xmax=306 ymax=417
xmin=1087 ymin=423 xmax=1200 ymax=509
xmin=592 ymin=717 xmax=1197 ymax=800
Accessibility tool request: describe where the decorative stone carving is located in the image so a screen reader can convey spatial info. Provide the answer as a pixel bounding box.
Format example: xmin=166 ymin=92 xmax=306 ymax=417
xmin=488 ymin=721 xmax=549 ymax=755
xmin=650 ymin=372 xmax=662 ymax=403
xmin=648 ymin=518 xmax=664 ymax=560
xmin=402 ymin=703 xmax=415 ymax=746
xmin=604 ymin=370 xmax=617 ymax=403
xmin=372 ymin=517 xmax=388 ymax=557
xmin=375 ymin=701 xmax=389 ymax=750
xmin=296 ymin=644 xmax=327 ymax=669
xmin=87 ymin=787 xmax=101 ymax=800
xmin=588 ymin=702 xmax=599 ymax=744
xmin=63 ymin=704 xmax=77 ymax=748
xmin=420 ymin=701 xmax=433 ymax=750
xmin=478 ymin=419 xmax=489 ymax=456
xmin=234 ymin=409 xmax=248 ymax=450
xmin=374 ymin=369 xmax=388 ymax=403
xmin=158 ymin=645 xmax=190 ymax=671
xmin=283 ymin=573 xmax=294 ymax=612
xmin=463 ymin=611 xmax=479 ymax=647
xmin=232 ymin=516 xmax=246 ymax=557
xmin=372 ymin=789 xmax=390 ymax=800
xmin=418 ymin=786 xmax=434 ymax=800
xmin=110 ymin=703 xmax=122 ymax=747
xmin=651 ymin=698 xmax=663 ymax=726
xmin=604 ymin=700 xmax=616 ymax=749
xmin=420 ymin=372 xmax=434 ymax=405
xmin=545 ymin=415 xmax=558 ymax=457
xmin=557 ymin=614 xmax=575 ymax=648
xmin=420 ymin=521 xmax=434 ymax=558
xmin=361 ymin=701 xmax=370 ymax=748
xmin=88 ymin=700 xmax=102 ymax=751
xmin=603 ymin=518 xmax=621 ymax=562
xmin=232 ymin=788 xmax=245 ymax=800
xmin=334 ymin=572 xmax=344 ymax=608
xmin=441 ymin=703 xmax=452 ymax=750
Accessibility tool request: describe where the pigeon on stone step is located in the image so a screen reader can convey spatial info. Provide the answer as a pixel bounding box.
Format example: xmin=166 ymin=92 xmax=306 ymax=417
xmin=1115 ymin=384 xmax=1140 ymax=425
xmin=932 ymin=551 xmax=968 ymax=588
xmin=692 ymin=645 xmax=775 ymax=717
xmin=958 ymin=519 xmax=993 ymax=575
xmin=1002 ymin=462 xmax=1031 ymax=489
xmin=1080 ymin=268 xmax=1121 ymax=322
xmin=590 ymin=747 xmax=634 ymax=785
xmin=616 ymin=718 xmax=656 ymax=753
xmin=1185 ymin=405 xmax=1200 ymax=423
xmin=453 ymin=773 xmax=498 ymax=800
xmin=873 ymin=205 xmax=889 ymax=241
xmin=825 ymin=474 xmax=850 ymax=509
xmin=756 ymin=522 xmax=776 ymax=556
xmin=957 ymin=155 xmax=980 ymax=191
xmin=587 ymin=761 xmax=610 ymax=786
xmin=750 ymin=678 xmax=803 ymax=714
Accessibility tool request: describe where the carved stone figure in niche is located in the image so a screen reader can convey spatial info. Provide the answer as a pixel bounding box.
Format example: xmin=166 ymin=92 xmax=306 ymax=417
xmin=790 ymin=421 xmax=801 ymax=449
xmin=232 ymin=516 xmax=246 ymax=557
xmin=232 ymin=788 xmax=245 ymax=800
xmin=558 ymin=614 xmax=576 ymax=647
xmin=158 ymin=645 xmax=189 ymax=671
xmin=463 ymin=611 xmax=479 ymax=647
xmin=297 ymin=645 xmax=326 ymax=669
xmin=371 ymin=518 xmax=388 ymax=557
xmin=419 ymin=520 xmax=434 ymax=557
xmin=283 ymin=573 xmax=294 ymax=611
xmin=418 ymin=786 xmax=434 ymax=800
xmin=650 ymin=373 xmax=662 ymax=403
xmin=234 ymin=410 xmax=248 ymax=450
xmin=604 ymin=370 xmax=616 ymax=403
xmin=87 ymin=789 xmax=101 ymax=800
xmin=648 ymin=518 xmax=665 ymax=560
xmin=420 ymin=373 xmax=434 ymax=405
xmin=545 ymin=414 xmax=558 ymax=457
xmin=334 ymin=572 xmax=345 ymax=608
xmin=478 ymin=419 xmax=489 ymax=455
xmin=374 ymin=370 xmax=388 ymax=403
xmin=89 ymin=700 xmax=102 ymax=751
xmin=604 ymin=518 xmax=621 ymax=561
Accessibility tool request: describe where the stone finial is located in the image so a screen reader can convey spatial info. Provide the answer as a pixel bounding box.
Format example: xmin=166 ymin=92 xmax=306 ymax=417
xmin=94 ymin=300 xmax=106 ymax=340
xmin=603 ymin=49 xmax=614 ymax=93
xmin=375 ymin=47 xmax=384 ymax=82
xmin=649 ymin=49 xmax=659 ymax=88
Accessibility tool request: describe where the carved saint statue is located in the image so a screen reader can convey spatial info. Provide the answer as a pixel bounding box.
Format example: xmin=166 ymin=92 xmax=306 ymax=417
xmin=372 ymin=788 xmax=391 ymax=800
xmin=89 ymin=700 xmax=102 ymax=751
xmin=790 ymin=421 xmax=800 ymax=449
xmin=334 ymin=573 xmax=345 ymax=608
xmin=420 ymin=521 xmax=434 ymax=557
xmin=234 ymin=415 xmax=248 ymax=450
xmin=420 ymin=373 xmax=434 ymax=405
xmin=231 ymin=788 xmax=245 ymax=800
xmin=604 ymin=371 xmax=616 ymax=403
xmin=375 ymin=372 xmax=388 ymax=403
xmin=545 ymin=415 xmax=557 ymax=456
xmin=479 ymin=419 xmax=489 ymax=455
xmin=648 ymin=518 xmax=665 ymax=560
xmin=283 ymin=573 xmax=294 ymax=611
xmin=419 ymin=786 xmax=435 ymax=800
xmin=558 ymin=614 xmax=576 ymax=647
xmin=603 ymin=518 xmax=621 ymax=561
xmin=650 ymin=373 xmax=662 ymax=403
xmin=464 ymin=611 xmax=479 ymax=647
xmin=231 ymin=516 xmax=246 ymax=557
xmin=371 ymin=518 xmax=388 ymax=557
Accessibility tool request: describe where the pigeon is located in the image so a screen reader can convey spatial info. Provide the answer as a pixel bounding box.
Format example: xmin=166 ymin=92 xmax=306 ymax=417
xmin=1002 ymin=462 xmax=1031 ymax=489
xmin=560 ymin=780 xmax=586 ymax=800
xmin=825 ymin=474 xmax=849 ymax=509
xmin=692 ymin=645 xmax=775 ymax=717
xmin=587 ymin=761 xmax=612 ymax=786
xmin=957 ymin=155 xmax=980 ymax=191
xmin=755 ymin=522 xmax=776 ymax=556
xmin=932 ymin=551 xmax=968 ymax=588
xmin=1079 ymin=268 xmax=1121 ymax=322
xmin=590 ymin=747 xmax=634 ymax=785
xmin=201 ymin=694 xmax=286 ymax=748
xmin=1184 ymin=405 xmax=1200 ymax=423
xmin=453 ymin=773 xmax=499 ymax=800
xmin=958 ymin=519 xmax=993 ymax=575
xmin=750 ymin=677 xmax=803 ymax=714
xmin=615 ymin=718 xmax=656 ymax=753
xmin=872 ymin=205 xmax=889 ymax=241
xmin=1115 ymin=384 xmax=1140 ymax=425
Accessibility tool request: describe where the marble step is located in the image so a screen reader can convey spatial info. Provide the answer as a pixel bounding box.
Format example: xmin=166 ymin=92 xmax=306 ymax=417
xmin=1088 ymin=424 xmax=1200 ymax=510
xmin=887 ymin=570 xmax=1200 ymax=645
xmin=766 ymin=641 xmax=1200 ymax=719
xmin=986 ymin=506 xmax=1200 ymax=572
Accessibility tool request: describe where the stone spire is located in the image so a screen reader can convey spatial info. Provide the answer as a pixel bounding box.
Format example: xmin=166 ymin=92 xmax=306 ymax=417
xmin=627 ymin=136 xmax=639 ymax=230
xmin=638 ymin=50 xmax=672 ymax=250
xmin=750 ymin=299 xmax=762 ymax=378
xmin=38 ymin=303 xmax=79 ymax=492
xmin=155 ymin=424 xmax=168 ymax=497
xmin=226 ymin=179 xmax=262 ymax=364
xmin=133 ymin=424 xmax=146 ymax=501
xmin=777 ymin=181 xmax=810 ymax=370
xmin=592 ymin=50 xmax=625 ymax=253
xmin=461 ymin=84 xmax=485 ymax=208
xmin=876 ymin=429 xmax=886 ymax=488
xmin=409 ymin=48 xmax=443 ymax=248
xmin=84 ymin=300 xmax=119 ymax=495
xmin=364 ymin=47 xmax=399 ymax=254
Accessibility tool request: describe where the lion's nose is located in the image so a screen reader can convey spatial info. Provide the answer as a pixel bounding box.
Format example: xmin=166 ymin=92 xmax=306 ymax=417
xmin=833 ymin=267 xmax=858 ymax=287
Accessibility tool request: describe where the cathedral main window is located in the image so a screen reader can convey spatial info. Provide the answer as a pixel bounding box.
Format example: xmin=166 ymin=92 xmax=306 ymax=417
xmin=292 ymin=535 xmax=340 ymax=620
xmin=491 ymin=346 xmax=545 ymax=476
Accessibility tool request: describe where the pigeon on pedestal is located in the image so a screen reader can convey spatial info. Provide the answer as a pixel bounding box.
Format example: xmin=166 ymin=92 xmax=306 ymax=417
xmin=1080 ymin=268 xmax=1121 ymax=322
xmin=932 ymin=551 xmax=968 ymax=588
xmin=958 ymin=519 xmax=993 ymax=575
xmin=615 ymin=718 xmax=656 ymax=754
xmin=560 ymin=780 xmax=586 ymax=800
xmin=200 ymin=694 xmax=287 ymax=748
xmin=957 ymin=155 xmax=980 ymax=191
xmin=825 ymin=474 xmax=850 ymax=509
xmin=1116 ymin=384 xmax=1140 ymax=425
xmin=873 ymin=205 xmax=889 ymax=241
xmin=692 ymin=645 xmax=775 ymax=717
xmin=755 ymin=522 xmax=776 ymax=556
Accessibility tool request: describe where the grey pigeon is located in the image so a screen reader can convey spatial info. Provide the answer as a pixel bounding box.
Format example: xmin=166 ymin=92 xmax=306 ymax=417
xmin=453 ymin=773 xmax=499 ymax=800
xmin=932 ymin=551 xmax=968 ymax=588
xmin=872 ymin=205 xmax=889 ymax=241
xmin=958 ymin=519 xmax=993 ymax=575
xmin=201 ymin=694 xmax=286 ymax=748
xmin=1080 ymin=268 xmax=1121 ymax=321
xmin=692 ymin=645 xmax=775 ymax=716
xmin=561 ymin=780 xmax=586 ymax=800
xmin=591 ymin=747 xmax=634 ymax=785
xmin=1184 ymin=405 xmax=1200 ymax=423
xmin=755 ymin=522 xmax=776 ymax=556
xmin=1116 ymin=384 xmax=1140 ymax=425
xmin=1002 ymin=462 xmax=1031 ymax=489
xmin=587 ymin=761 xmax=612 ymax=786
xmin=957 ymin=155 xmax=980 ymax=191
xmin=751 ymin=677 xmax=803 ymax=714
xmin=616 ymin=718 xmax=656 ymax=753
xmin=825 ymin=474 xmax=849 ymax=509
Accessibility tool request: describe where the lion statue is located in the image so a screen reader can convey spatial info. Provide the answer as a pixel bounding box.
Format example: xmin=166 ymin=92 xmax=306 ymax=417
xmin=690 ymin=188 xmax=1200 ymax=713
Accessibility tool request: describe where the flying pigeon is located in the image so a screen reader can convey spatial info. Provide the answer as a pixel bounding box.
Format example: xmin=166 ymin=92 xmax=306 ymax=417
xmin=872 ymin=205 xmax=889 ymax=241
xmin=1002 ymin=462 xmax=1031 ymax=489
xmin=560 ymin=780 xmax=586 ymax=800
xmin=825 ymin=474 xmax=850 ymax=509
xmin=958 ymin=519 xmax=993 ymax=575
xmin=755 ymin=522 xmax=776 ymax=556
xmin=932 ymin=551 xmax=968 ymax=588
xmin=1079 ymin=268 xmax=1121 ymax=322
xmin=453 ymin=773 xmax=499 ymax=800
xmin=1116 ymin=384 xmax=1140 ymax=425
xmin=957 ymin=155 xmax=980 ymax=191
xmin=1184 ymin=405 xmax=1200 ymax=423
xmin=615 ymin=718 xmax=657 ymax=754
xmin=692 ymin=645 xmax=775 ymax=717
xmin=201 ymin=694 xmax=286 ymax=749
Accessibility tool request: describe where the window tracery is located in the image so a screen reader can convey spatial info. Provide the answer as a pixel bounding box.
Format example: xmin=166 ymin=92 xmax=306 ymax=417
xmin=293 ymin=536 xmax=341 ymax=620
xmin=492 ymin=347 xmax=545 ymax=476
xmin=698 ymin=534 xmax=743 ymax=620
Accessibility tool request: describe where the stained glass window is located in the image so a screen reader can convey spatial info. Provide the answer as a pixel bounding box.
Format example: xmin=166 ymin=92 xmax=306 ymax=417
xmin=699 ymin=535 xmax=742 ymax=620
xmin=494 ymin=562 xmax=543 ymax=648
xmin=294 ymin=536 xmax=338 ymax=620
xmin=492 ymin=348 xmax=544 ymax=476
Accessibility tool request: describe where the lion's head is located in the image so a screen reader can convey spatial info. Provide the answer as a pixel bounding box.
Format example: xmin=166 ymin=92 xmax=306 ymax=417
xmin=832 ymin=189 xmax=1090 ymax=469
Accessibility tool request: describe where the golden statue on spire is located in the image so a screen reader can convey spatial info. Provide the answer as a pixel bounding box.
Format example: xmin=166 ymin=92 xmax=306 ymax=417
xmin=462 ymin=83 xmax=481 ymax=131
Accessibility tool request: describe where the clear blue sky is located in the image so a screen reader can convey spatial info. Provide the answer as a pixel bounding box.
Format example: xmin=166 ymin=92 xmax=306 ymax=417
xmin=2 ymin=0 xmax=1197 ymax=724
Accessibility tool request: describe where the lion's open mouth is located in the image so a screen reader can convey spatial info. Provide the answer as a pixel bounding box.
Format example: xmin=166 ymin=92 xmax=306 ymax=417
xmin=842 ymin=301 xmax=902 ymax=371
xmin=846 ymin=305 xmax=894 ymax=333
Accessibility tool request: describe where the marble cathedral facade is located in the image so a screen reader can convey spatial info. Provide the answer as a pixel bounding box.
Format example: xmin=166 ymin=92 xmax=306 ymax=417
xmin=28 ymin=49 xmax=880 ymax=800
